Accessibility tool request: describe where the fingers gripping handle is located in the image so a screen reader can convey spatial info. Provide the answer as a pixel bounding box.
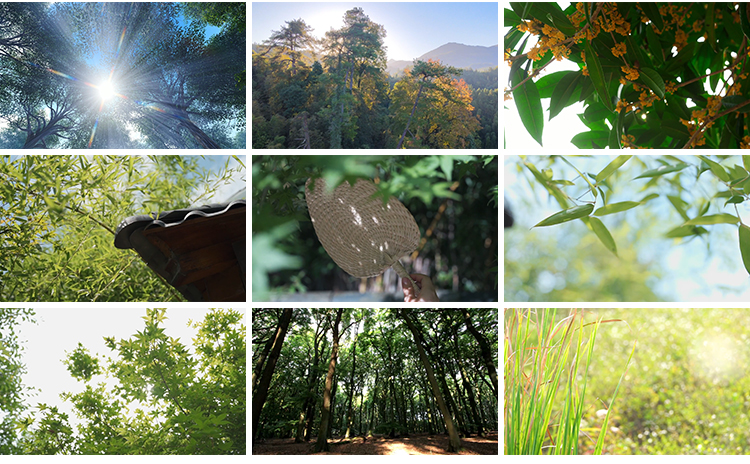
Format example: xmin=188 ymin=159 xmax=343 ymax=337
xmin=392 ymin=260 xmax=419 ymax=298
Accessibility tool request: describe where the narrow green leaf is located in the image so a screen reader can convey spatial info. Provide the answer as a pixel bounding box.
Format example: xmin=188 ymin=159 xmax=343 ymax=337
xmin=722 ymin=95 xmax=750 ymax=113
xmin=699 ymin=155 xmax=731 ymax=182
xmin=741 ymin=3 xmax=750 ymax=40
xmin=743 ymin=155 xmax=750 ymax=172
xmin=571 ymin=130 xmax=610 ymax=149
xmin=661 ymin=120 xmax=690 ymax=141
xmin=583 ymin=40 xmax=612 ymax=111
xmin=740 ymin=224 xmax=750 ymax=276
xmin=640 ymin=2 xmax=664 ymax=30
xmin=646 ymin=24 xmax=664 ymax=65
xmin=533 ymin=204 xmax=594 ymax=228
xmin=593 ymin=201 xmax=641 ymax=216
xmin=634 ymin=163 xmax=689 ymax=179
xmin=665 ymin=224 xmax=708 ymax=238
xmin=583 ymin=216 xmax=617 ymax=256
xmin=512 ymin=69 xmax=544 ymax=146
xmin=684 ymin=213 xmax=739 ymax=226
xmin=549 ymin=71 xmax=581 ymax=120
xmin=637 ymin=68 xmax=665 ymax=99
xmin=595 ymin=155 xmax=632 ymax=183
xmin=706 ymin=3 xmax=717 ymax=52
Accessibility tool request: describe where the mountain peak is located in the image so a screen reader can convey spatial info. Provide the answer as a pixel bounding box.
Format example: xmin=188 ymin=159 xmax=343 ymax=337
xmin=387 ymin=43 xmax=497 ymax=76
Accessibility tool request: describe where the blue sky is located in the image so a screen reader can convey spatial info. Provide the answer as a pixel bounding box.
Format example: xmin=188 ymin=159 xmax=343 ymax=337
xmin=252 ymin=2 xmax=498 ymax=61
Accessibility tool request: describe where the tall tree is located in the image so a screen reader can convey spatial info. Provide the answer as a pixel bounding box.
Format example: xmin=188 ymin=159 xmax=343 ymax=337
xmin=252 ymin=309 xmax=293 ymax=443
xmin=315 ymin=309 xmax=343 ymax=452
xmin=398 ymin=310 xmax=462 ymax=452
xmin=462 ymin=309 xmax=498 ymax=397
xmin=263 ymin=19 xmax=314 ymax=77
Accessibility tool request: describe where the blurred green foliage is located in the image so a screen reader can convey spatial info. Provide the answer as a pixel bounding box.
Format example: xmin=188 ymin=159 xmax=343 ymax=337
xmin=577 ymin=309 xmax=750 ymax=455
xmin=252 ymin=155 xmax=498 ymax=300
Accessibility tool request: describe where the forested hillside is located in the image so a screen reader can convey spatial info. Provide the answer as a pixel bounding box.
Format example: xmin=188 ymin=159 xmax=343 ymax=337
xmin=252 ymin=309 xmax=498 ymax=455
xmin=251 ymin=8 xmax=498 ymax=149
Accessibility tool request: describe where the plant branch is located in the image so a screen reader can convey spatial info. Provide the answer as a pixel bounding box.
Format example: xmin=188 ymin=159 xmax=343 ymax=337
xmin=681 ymin=98 xmax=750 ymax=148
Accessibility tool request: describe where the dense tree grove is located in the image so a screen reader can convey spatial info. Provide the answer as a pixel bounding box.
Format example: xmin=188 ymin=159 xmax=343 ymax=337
xmin=252 ymin=8 xmax=498 ymax=149
xmin=252 ymin=309 xmax=498 ymax=453
xmin=0 ymin=2 xmax=245 ymax=148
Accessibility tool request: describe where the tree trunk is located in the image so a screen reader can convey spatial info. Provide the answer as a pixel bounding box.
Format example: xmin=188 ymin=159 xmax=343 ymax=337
xmin=397 ymin=80 xmax=425 ymax=149
xmin=399 ymin=310 xmax=461 ymax=452
xmin=452 ymin=326 xmax=485 ymax=437
xmin=344 ymin=321 xmax=359 ymax=439
xmin=252 ymin=309 xmax=293 ymax=444
xmin=462 ymin=310 xmax=498 ymax=396
xmin=315 ymin=309 xmax=343 ymax=452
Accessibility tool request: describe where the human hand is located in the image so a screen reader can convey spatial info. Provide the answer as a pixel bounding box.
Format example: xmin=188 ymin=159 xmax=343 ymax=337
xmin=402 ymin=274 xmax=440 ymax=302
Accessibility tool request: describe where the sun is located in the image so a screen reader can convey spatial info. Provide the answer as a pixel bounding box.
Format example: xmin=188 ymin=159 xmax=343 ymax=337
xmin=98 ymin=79 xmax=116 ymax=101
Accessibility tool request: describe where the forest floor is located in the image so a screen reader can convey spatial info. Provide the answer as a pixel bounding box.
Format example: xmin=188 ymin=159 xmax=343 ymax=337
xmin=252 ymin=432 xmax=499 ymax=455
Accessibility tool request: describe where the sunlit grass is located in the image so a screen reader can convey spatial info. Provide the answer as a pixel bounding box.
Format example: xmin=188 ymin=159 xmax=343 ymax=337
xmin=504 ymin=309 xmax=635 ymax=455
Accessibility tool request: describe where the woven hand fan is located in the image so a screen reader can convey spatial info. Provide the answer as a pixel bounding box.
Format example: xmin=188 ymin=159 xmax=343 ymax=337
xmin=305 ymin=177 xmax=421 ymax=296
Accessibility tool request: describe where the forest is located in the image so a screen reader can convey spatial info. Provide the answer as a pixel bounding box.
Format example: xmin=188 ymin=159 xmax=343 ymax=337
xmin=252 ymin=309 xmax=499 ymax=455
xmin=0 ymin=2 xmax=245 ymax=149
xmin=252 ymin=8 xmax=499 ymax=149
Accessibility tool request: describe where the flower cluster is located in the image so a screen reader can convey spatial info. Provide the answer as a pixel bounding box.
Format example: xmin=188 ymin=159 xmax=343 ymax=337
xmin=611 ymin=42 xmax=627 ymax=58
xmin=615 ymin=99 xmax=633 ymax=114
xmin=741 ymin=135 xmax=750 ymax=149
xmin=621 ymin=65 xmax=640 ymax=81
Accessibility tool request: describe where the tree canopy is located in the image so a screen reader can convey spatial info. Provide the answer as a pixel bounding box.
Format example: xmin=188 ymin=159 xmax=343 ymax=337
xmin=2 ymin=308 xmax=245 ymax=455
xmin=253 ymin=7 xmax=498 ymax=149
xmin=252 ymin=309 xmax=498 ymax=455
xmin=505 ymin=2 xmax=750 ymax=149
xmin=0 ymin=2 xmax=245 ymax=149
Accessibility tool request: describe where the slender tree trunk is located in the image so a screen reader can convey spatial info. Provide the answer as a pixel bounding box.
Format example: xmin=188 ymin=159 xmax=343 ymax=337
xmin=462 ymin=310 xmax=498 ymax=396
xmin=397 ymin=79 xmax=425 ymax=149
xmin=315 ymin=309 xmax=343 ymax=452
xmin=252 ymin=309 xmax=293 ymax=444
xmin=452 ymin=326 xmax=485 ymax=437
xmin=399 ymin=310 xmax=461 ymax=452
xmin=345 ymin=322 xmax=359 ymax=439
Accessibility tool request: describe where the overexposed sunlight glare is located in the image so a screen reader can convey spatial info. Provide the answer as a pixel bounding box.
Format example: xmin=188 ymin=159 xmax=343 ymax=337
xmin=98 ymin=79 xmax=116 ymax=101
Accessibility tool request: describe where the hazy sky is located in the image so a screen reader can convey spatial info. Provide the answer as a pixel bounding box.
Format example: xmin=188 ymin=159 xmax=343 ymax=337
xmin=252 ymin=2 xmax=499 ymax=61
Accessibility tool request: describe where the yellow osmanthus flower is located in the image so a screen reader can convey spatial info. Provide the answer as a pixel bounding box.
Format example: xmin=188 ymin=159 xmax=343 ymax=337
xmin=741 ymin=135 xmax=750 ymax=149
xmin=707 ymin=96 xmax=722 ymax=118
xmin=674 ymin=29 xmax=688 ymax=52
xmin=542 ymin=24 xmax=566 ymax=41
xmin=622 ymin=65 xmax=640 ymax=81
xmin=639 ymin=90 xmax=659 ymax=109
xmin=611 ymin=42 xmax=627 ymax=58
xmin=582 ymin=66 xmax=589 ymax=76
xmin=527 ymin=46 xmax=543 ymax=61
xmin=665 ymin=81 xmax=678 ymax=94
xmin=615 ymin=99 xmax=633 ymax=114
xmin=621 ymin=134 xmax=637 ymax=148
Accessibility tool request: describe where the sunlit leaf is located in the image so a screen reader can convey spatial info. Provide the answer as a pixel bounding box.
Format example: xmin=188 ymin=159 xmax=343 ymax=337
xmin=740 ymin=224 xmax=750 ymax=275
xmin=583 ymin=216 xmax=617 ymax=256
xmin=665 ymin=224 xmax=708 ymax=238
xmin=637 ymin=67 xmax=665 ymax=99
xmin=699 ymin=155 xmax=731 ymax=182
xmin=511 ymin=68 xmax=544 ymax=146
xmin=684 ymin=213 xmax=739 ymax=226
xmin=583 ymin=40 xmax=612 ymax=111
xmin=533 ymin=203 xmax=594 ymax=228
xmin=634 ymin=163 xmax=689 ymax=179
xmin=593 ymin=201 xmax=641 ymax=216
xmin=595 ymin=155 xmax=632 ymax=183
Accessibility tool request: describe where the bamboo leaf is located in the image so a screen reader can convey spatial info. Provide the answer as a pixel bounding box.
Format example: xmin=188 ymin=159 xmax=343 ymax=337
xmin=533 ymin=204 xmax=594 ymax=227
xmin=684 ymin=213 xmax=739 ymax=226
xmin=595 ymin=155 xmax=632 ymax=183
xmin=634 ymin=163 xmax=689 ymax=179
xmin=699 ymin=155 xmax=731 ymax=182
xmin=594 ymin=201 xmax=641 ymax=216
xmin=583 ymin=217 xmax=617 ymax=256
xmin=665 ymin=224 xmax=708 ymax=238
xmin=740 ymin=224 xmax=750 ymax=276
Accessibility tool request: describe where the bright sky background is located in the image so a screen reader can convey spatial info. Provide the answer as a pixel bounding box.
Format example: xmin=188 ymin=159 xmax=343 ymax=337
xmin=15 ymin=307 xmax=244 ymax=430
xmin=252 ymin=2 xmax=498 ymax=62
xmin=505 ymin=155 xmax=750 ymax=302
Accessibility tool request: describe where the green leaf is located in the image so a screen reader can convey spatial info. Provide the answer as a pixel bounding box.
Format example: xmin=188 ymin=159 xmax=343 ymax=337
xmin=512 ymin=69 xmax=544 ymax=146
xmin=533 ymin=204 xmax=594 ymax=228
xmin=699 ymin=155 xmax=731 ymax=182
xmin=640 ymin=2 xmax=664 ymax=31
xmin=661 ymin=120 xmax=690 ymax=141
xmin=593 ymin=201 xmax=641 ymax=216
xmin=665 ymin=224 xmax=708 ymax=238
xmin=549 ymin=71 xmax=581 ymax=120
xmin=646 ymin=24 xmax=664 ymax=65
xmin=583 ymin=216 xmax=617 ymax=256
xmin=684 ymin=213 xmax=739 ymax=226
xmin=740 ymin=224 xmax=750 ymax=276
xmin=725 ymin=195 xmax=745 ymax=206
xmin=721 ymin=95 xmax=750 ymax=113
xmin=743 ymin=155 xmax=750 ymax=172
xmin=439 ymin=156 xmax=453 ymax=181
xmin=570 ymin=130 xmax=610 ymax=149
xmin=637 ymin=68 xmax=665 ymax=99
xmin=584 ymin=40 xmax=612 ymax=111
xmin=595 ymin=155 xmax=632 ymax=183
xmin=741 ymin=3 xmax=750 ymax=40
xmin=706 ymin=3 xmax=717 ymax=52
xmin=634 ymin=163 xmax=689 ymax=179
